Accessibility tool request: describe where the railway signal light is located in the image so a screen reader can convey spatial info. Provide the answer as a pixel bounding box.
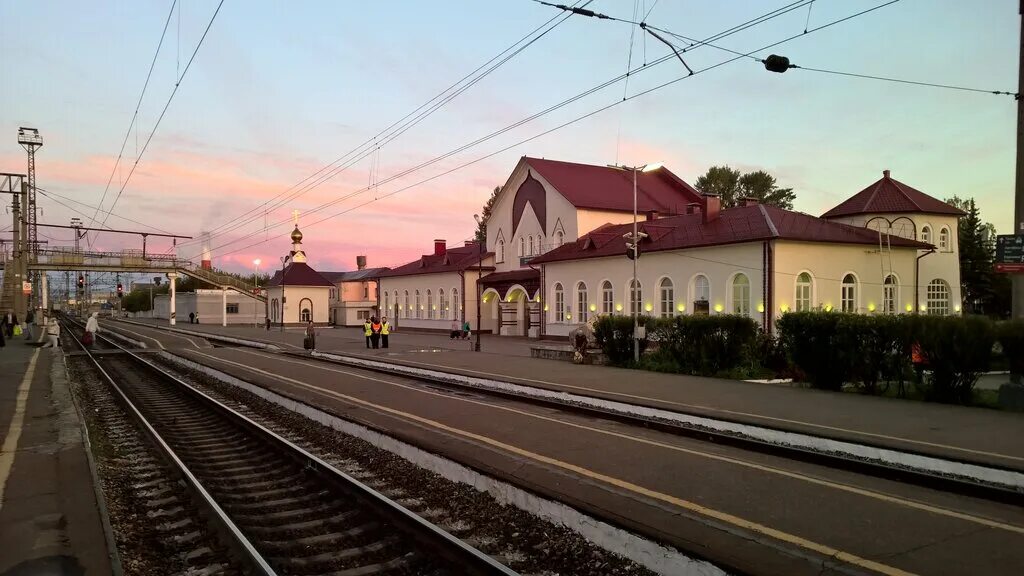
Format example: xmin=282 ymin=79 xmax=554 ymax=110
xmin=117 ymin=283 xmax=124 ymax=297
xmin=77 ymin=274 xmax=85 ymax=289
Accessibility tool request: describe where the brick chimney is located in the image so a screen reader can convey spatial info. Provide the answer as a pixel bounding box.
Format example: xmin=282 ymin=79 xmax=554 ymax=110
xmin=702 ymin=194 xmax=721 ymax=223
xmin=686 ymin=202 xmax=701 ymax=215
xmin=883 ymin=169 xmax=891 ymax=179
xmin=434 ymin=239 xmax=447 ymax=256
xmin=356 ymin=255 xmax=367 ymax=270
xmin=739 ymin=197 xmax=759 ymax=207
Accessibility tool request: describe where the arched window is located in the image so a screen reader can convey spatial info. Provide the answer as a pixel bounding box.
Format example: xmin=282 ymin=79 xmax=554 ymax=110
xmin=693 ymin=274 xmax=710 ymax=315
xmin=299 ymin=298 xmax=313 ymax=323
xmin=939 ymin=227 xmax=950 ymax=251
xmin=528 ymin=235 xmax=535 ymax=256
xmin=601 ymin=281 xmax=614 ymax=315
xmin=576 ymin=282 xmax=588 ymax=323
xmin=841 ymin=274 xmax=857 ymax=313
xmin=271 ymin=299 xmax=279 ymax=323
xmin=731 ymin=274 xmax=750 ymax=315
xmin=796 ymin=272 xmax=813 ymax=312
xmin=497 ymin=239 xmax=505 ymax=263
xmin=384 ymin=292 xmax=390 ymax=316
xmin=427 ymin=289 xmax=434 ymax=319
xmin=629 ymin=279 xmax=643 ymax=315
xmin=403 ymin=291 xmax=409 ymax=319
xmin=883 ymin=275 xmax=897 ymax=315
xmin=415 ymin=290 xmax=422 ymax=319
xmin=452 ymin=288 xmax=460 ymax=320
xmin=553 ymin=283 xmax=564 ymax=322
xmin=519 ymin=237 xmax=525 ymax=257
xmin=921 ymin=225 xmax=932 ymax=244
xmin=927 ymin=279 xmax=950 ymax=315
xmin=439 ymin=289 xmax=447 ymax=320
xmin=659 ymin=278 xmax=674 ymax=318
xmin=555 ymin=230 xmax=564 ymax=247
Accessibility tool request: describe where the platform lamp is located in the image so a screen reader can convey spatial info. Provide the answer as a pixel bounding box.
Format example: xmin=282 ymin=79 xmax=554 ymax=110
xmin=607 ymin=162 xmax=662 ymax=364
xmin=253 ymin=258 xmax=261 ymax=328
xmin=473 ymin=213 xmax=486 ymax=352
xmin=279 ymin=255 xmax=291 ymax=331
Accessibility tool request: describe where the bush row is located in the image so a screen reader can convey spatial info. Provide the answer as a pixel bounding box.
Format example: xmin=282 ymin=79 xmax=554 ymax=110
xmin=592 ymin=312 xmax=1024 ymax=406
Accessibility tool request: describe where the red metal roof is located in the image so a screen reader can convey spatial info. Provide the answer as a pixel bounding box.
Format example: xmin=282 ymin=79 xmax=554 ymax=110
xmin=376 ymin=243 xmax=495 ymax=278
xmin=524 ymin=157 xmax=703 ymax=214
xmin=264 ymin=262 xmax=334 ymax=287
xmin=531 ymin=204 xmax=931 ymax=264
xmin=821 ymin=170 xmax=966 ymax=218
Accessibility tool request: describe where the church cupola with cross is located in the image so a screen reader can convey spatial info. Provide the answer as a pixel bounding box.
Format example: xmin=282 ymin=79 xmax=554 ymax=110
xmin=289 ymin=210 xmax=307 ymax=263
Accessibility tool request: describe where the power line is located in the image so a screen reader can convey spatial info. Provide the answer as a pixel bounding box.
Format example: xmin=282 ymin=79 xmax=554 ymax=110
xmin=183 ymin=2 xmax=818 ymax=261
xmin=88 ymin=0 xmax=178 ymax=236
xmin=782 ymin=64 xmax=1018 ymax=98
xmin=37 ymin=187 xmax=174 ymax=234
xmin=91 ymin=0 xmax=226 ymax=245
xmin=203 ymin=0 xmax=902 ymax=264
xmin=180 ymin=1 xmax=589 ymax=248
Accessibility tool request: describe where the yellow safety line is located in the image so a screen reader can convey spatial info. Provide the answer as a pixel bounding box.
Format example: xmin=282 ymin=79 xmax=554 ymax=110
xmin=0 ymin=349 xmax=40 ymax=511
xmin=363 ymin=355 xmax=1024 ymax=463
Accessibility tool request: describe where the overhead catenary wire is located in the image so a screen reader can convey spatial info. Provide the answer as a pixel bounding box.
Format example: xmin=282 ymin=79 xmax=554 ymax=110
xmin=91 ymin=0 xmax=226 ymax=246
xmin=779 ymin=64 xmax=1018 ymax=98
xmin=183 ymin=1 xmax=590 ymax=248
xmin=38 ymin=187 xmax=174 ymax=234
xmin=87 ymin=0 xmax=178 ymax=238
xmin=182 ymin=1 xmax=820 ymax=261
xmin=202 ymin=0 xmax=904 ymax=264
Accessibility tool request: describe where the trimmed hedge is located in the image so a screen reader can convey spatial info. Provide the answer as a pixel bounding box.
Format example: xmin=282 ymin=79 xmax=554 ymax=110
xmin=997 ymin=320 xmax=1024 ymax=379
xmin=593 ymin=315 xmax=650 ymax=366
xmin=649 ymin=315 xmax=760 ymax=376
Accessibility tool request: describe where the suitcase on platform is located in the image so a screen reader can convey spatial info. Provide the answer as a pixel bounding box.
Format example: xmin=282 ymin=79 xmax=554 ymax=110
xmin=303 ymin=336 xmax=313 ymax=350
xmin=83 ymin=332 xmax=94 ymax=346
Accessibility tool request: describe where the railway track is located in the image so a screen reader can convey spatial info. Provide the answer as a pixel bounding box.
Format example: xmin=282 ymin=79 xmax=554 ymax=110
xmin=63 ymin=317 xmax=518 ymax=576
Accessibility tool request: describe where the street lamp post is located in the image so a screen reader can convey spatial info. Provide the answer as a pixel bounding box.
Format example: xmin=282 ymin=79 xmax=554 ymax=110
xmin=608 ymin=162 xmax=662 ymax=364
xmin=473 ymin=214 xmax=486 ymax=352
xmin=253 ymin=258 xmax=261 ymax=328
xmin=279 ymin=255 xmax=289 ymax=332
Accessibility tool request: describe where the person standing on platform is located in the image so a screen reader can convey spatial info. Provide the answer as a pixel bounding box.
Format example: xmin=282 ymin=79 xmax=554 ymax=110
xmin=304 ymin=321 xmax=316 ymax=352
xmin=380 ymin=316 xmax=390 ymax=349
xmin=450 ymin=319 xmax=460 ymax=339
xmin=189 ymin=312 xmax=195 ymax=324
xmin=265 ymin=316 xmax=271 ymax=331
xmin=24 ymin=309 xmax=35 ymax=341
xmin=363 ymin=318 xmax=372 ymax=349
xmin=370 ymin=316 xmax=382 ymax=349
xmin=462 ymin=319 xmax=471 ymax=340
xmin=2 ymin=311 xmax=16 ymax=338
xmin=195 ymin=312 xmax=200 ymax=324
xmin=41 ymin=318 xmax=60 ymax=350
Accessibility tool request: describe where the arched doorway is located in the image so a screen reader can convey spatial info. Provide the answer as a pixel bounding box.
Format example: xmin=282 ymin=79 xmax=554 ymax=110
xmin=299 ymin=298 xmax=313 ymax=323
xmin=500 ymin=286 xmax=528 ymax=336
xmin=271 ymin=298 xmax=280 ymax=323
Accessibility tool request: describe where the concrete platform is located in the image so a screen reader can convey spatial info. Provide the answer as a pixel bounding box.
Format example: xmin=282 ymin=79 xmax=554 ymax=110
xmin=119 ymin=318 xmax=1024 ymax=471
xmin=0 ymin=336 xmax=114 ymax=575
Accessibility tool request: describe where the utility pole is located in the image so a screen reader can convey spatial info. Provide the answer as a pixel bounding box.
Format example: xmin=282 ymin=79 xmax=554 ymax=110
xmin=18 ymin=128 xmax=42 ymax=311
xmin=1014 ymin=0 xmax=1024 ymax=319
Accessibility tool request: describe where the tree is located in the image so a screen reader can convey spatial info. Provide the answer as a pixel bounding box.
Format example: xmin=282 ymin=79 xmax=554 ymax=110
xmin=944 ymin=196 xmax=1009 ymax=317
xmin=475 ymin=186 xmax=500 ymax=242
xmin=694 ymin=165 xmax=795 ymax=209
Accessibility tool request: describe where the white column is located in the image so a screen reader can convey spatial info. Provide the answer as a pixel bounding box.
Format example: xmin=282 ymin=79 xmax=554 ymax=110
xmin=169 ymin=273 xmax=177 ymax=325
xmin=222 ymin=289 xmax=227 ymax=326
xmin=41 ymin=273 xmax=48 ymax=311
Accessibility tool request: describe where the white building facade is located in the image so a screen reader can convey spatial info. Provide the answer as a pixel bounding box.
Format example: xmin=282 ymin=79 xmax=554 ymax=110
xmin=264 ymin=222 xmax=333 ymax=326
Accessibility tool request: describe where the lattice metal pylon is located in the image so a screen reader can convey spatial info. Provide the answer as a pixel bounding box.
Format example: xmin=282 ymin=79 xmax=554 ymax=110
xmin=18 ymin=127 xmax=42 ymax=308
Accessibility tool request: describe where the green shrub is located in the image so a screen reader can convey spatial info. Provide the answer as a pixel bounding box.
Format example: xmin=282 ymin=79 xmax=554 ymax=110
xmin=593 ymin=315 xmax=651 ymax=366
xmin=653 ymin=314 xmax=760 ymax=377
xmin=847 ymin=314 xmax=907 ymax=395
xmin=777 ymin=311 xmax=852 ymax=390
xmin=912 ymin=315 xmax=994 ymax=404
xmin=996 ymin=320 xmax=1024 ymax=378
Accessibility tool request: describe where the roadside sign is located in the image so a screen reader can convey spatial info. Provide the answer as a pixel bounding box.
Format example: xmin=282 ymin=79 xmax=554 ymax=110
xmin=996 ymin=235 xmax=1024 ymax=274
xmin=22 ymin=281 xmax=31 ymax=294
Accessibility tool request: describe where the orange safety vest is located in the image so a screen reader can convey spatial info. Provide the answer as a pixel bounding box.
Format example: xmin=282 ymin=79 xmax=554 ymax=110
xmin=372 ymin=322 xmax=382 ymax=334
xmin=911 ymin=343 xmax=924 ymax=364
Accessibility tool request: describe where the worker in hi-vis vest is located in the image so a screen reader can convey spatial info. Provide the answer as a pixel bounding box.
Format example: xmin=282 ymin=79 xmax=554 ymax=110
xmin=363 ymin=319 xmax=372 ymax=349
xmin=380 ymin=316 xmax=391 ymax=349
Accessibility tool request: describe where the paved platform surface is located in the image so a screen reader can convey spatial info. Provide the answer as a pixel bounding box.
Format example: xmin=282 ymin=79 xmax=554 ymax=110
xmin=121 ymin=318 xmax=1024 ymax=471
xmin=137 ymin=338 xmax=1024 ymax=575
xmin=0 ymin=335 xmax=113 ymax=575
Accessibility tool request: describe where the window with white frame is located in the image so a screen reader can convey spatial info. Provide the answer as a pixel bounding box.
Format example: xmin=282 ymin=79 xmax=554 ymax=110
xmin=629 ymin=279 xmax=643 ymax=315
xmin=553 ymin=283 xmax=564 ymax=322
xmin=693 ymin=274 xmax=710 ymax=315
xmin=576 ymin=282 xmax=588 ymax=323
xmin=519 ymin=237 xmax=525 ymax=257
xmin=732 ymin=274 xmax=750 ymax=315
xmin=926 ymin=279 xmax=950 ymax=315
xmin=555 ymin=230 xmax=564 ymax=247
xmin=439 ymin=289 xmax=447 ymax=320
xmin=452 ymin=288 xmax=459 ymax=320
xmin=841 ymin=274 xmax=857 ymax=313
xmin=427 ymin=290 xmax=434 ymax=319
xmin=921 ymin=225 xmax=932 ymax=244
xmin=883 ymin=275 xmax=897 ymax=314
xmin=601 ymin=281 xmax=613 ymax=315
xmin=939 ymin=227 xmax=950 ymax=251
xmin=796 ymin=272 xmax=813 ymax=312
xmin=528 ymin=235 xmax=535 ymax=256
xmin=404 ymin=291 xmax=409 ymax=318
xmin=498 ymin=240 xmax=505 ymax=263
xmin=415 ymin=290 xmax=422 ymax=319
xmin=659 ymin=278 xmax=674 ymax=318
xmin=384 ymin=292 xmax=389 ymax=316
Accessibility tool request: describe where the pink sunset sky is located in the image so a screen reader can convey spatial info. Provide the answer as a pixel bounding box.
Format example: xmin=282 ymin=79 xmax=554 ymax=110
xmin=1 ymin=1 xmax=1018 ymax=278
